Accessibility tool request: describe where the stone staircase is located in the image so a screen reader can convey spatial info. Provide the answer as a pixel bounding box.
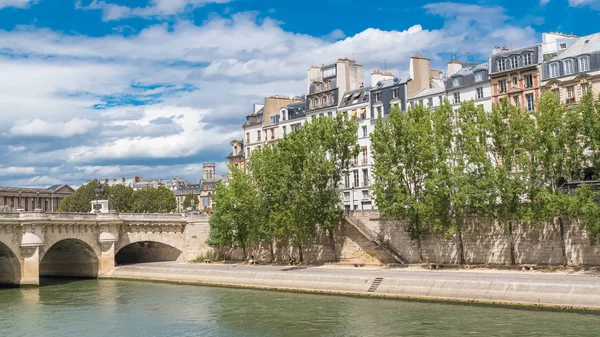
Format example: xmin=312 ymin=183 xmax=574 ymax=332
xmin=343 ymin=214 xmax=408 ymax=264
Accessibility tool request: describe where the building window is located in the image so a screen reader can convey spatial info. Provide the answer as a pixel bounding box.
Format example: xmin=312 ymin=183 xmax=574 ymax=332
xmin=564 ymin=59 xmax=574 ymax=75
xmin=552 ymin=89 xmax=560 ymax=99
xmin=476 ymin=87 xmax=484 ymax=99
xmin=329 ymin=94 xmax=335 ymax=105
xmin=581 ymin=83 xmax=590 ymax=94
xmin=283 ymin=126 xmax=287 ymax=136
xmin=453 ymin=92 xmax=460 ymax=104
xmin=344 ymin=192 xmax=350 ymax=200
xmin=392 ymin=88 xmax=399 ymax=99
xmin=524 ymin=74 xmax=533 ymax=88
xmin=362 ymin=169 xmax=368 ymax=187
xmin=270 ymin=129 xmax=275 ymax=140
xmin=246 ymin=132 xmax=250 ymax=143
xmin=410 ymin=101 xmax=415 ymax=109
xmin=510 ymin=56 xmax=520 ymax=69
xmin=579 ymin=56 xmax=590 ymax=72
xmin=257 ymin=130 xmax=261 ymax=141
xmin=353 ymin=170 xmax=359 ymax=188
xmin=549 ymin=62 xmax=559 ymax=78
xmin=499 ymin=80 xmax=507 ymax=93
xmin=497 ymin=58 xmax=507 ymax=71
xmin=474 ymin=72 xmax=483 ymax=82
xmin=362 ymin=147 xmax=368 ymax=164
xmin=439 ymin=96 xmax=444 ymax=105
xmin=344 ymin=174 xmax=350 ymax=188
xmin=560 ymin=43 xmax=567 ymax=49
xmin=328 ymin=111 xmax=333 ymax=118
xmin=526 ymin=93 xmax=535 ymax=112
xmin=428 ymin=97 xmax=433 ymax=108
xmin=361 ymin=126 xmax=368 ymax=138
xmin=523 ymin=53 xmax=533 ymax=66
xmin=567 ymin=86 xmax=575 ymax=99
xmin=452 ymin=78 xmax=460 ymax=87
xmin=513 ymin=95 xmax=520 ymax=107
xmin=375 ymin=92 xmax=381 ymax=102
xmin=512 ymin=77 xmax=518 ymax=86
xmin=362 ymin=190 xmax=369 ymax=199
xmin=322 ymin=97 xmax=327 ymax=106
xmin=376 ymin=106 xmax=383 ymax=118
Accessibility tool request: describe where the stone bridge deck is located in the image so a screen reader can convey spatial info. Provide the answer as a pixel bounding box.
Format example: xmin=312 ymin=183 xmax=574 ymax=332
xmin=0 ymin=212 xmax=210 ymax=286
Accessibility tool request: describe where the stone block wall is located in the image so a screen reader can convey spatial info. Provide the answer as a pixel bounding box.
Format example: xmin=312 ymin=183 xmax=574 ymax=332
xmin=352 ymin=211 xmax=600 ymax=266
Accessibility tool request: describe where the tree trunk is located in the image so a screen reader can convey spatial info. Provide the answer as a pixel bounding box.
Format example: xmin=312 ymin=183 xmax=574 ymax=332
xmin=297 ymin=243 xmax=304 ymax=263
xmin=242 ymin=244 xmax=247 ymax=261
xmin=328 ymin=229 xmax=338 ymax=262
xmin=508 ymin=220 xmax=516 ymax=265
xmin=269 ymin=239 xmax=275 ymax=264
xmin=417 ymin=238 xmax=423 ymax=263
xmin=457 ymin=221 xmax=465 ymax=265
xmin=558 ymin=216 xmax=568 ymax=266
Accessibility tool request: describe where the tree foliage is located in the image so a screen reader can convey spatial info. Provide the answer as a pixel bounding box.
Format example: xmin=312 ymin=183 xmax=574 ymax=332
xmin=58 ymin=181 xmax=176 ymax=213
xmin=183 ymin=193 xmax=197 ymax=210
xmin=209 ymin=114 xmax=358 ymax=262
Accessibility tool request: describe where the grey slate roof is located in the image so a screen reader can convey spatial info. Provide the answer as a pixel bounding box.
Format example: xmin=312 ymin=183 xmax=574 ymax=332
xmin=410 ymin=86 xmax=446 ymax=100
xmin=371 ymin=77 xmax=409 ymax=91
xmin=445 ymin=62 xmax=489 ymax=90
xmin=284 ymin=100 xmax=307 ymax=121
xmin=489 ymin=44 xmax=542 ymax=74
xmin=542 ymin=33 xmax=600 ymax=81
xmin=551 ymin=33 xmax=600 ymax=60
xmin=339 ymin=87 xmax=370 ymax=108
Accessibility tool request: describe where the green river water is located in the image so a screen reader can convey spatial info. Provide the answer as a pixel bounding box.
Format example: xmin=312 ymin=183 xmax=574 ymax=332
xmin=0 ymin=279 xmax=599 ymax=337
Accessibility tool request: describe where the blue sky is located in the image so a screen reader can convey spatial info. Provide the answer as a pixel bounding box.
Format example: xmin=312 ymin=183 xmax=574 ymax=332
xmin=0 ymin=0 xmax=599 ymax=187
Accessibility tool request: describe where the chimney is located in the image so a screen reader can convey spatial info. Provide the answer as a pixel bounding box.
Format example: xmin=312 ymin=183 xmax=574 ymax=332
xmin=407 ymin=55 xmax=432 ymax=97
xmin=371 ymin=69 xmax=394 ymax=87
xmin=447 ymin=59 xmax=462 ymax=77
xmin=502 ymin=45 xmax=509 ymax=51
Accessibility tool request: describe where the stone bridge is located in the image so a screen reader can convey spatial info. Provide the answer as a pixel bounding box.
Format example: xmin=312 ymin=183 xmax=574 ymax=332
xmin=0 ymin=212 xmax=210 ymax=286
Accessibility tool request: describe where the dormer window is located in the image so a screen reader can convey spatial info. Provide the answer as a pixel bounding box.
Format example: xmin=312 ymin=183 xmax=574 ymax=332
xmin=549 ymin=62 xmax=559 ymax=78
xmin=510 ymin=56 xmax=520 ymax=69
xmin=497 ymin=58 xmax=507 ymax=71
xmin=522 ymin=53 xmax=533 ymax=66
xmin=564 ymin=59 xmax=574 ymax=75
xmin=474 ymin=72 xmax=483 ymax=82
xmin=452 ymin=78 xmax=460 ymax=88
xmin=579 ymin=56 xmax=590 ymax=72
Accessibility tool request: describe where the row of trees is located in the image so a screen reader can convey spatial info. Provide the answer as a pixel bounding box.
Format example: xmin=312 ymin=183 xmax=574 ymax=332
xmin=371 ymin=90 xmax=600 ymax=264
xmin=208 ymin=115 xmax=359 ymax=262
xmin=58 ymin=180 xmax=176 ymax=213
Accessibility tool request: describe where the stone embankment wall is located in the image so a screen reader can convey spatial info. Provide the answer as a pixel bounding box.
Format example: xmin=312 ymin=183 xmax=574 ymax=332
xmin=352 ymin=211 xmax=600 ymax=266
xmin=211 ymin=220 xmax=395 ymax=264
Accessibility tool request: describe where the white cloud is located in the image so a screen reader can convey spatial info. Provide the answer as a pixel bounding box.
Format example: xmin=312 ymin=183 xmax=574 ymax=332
xmin=76 ymin=0 xmax=231 ymax=21
xmin=0 ymin=0 xmax=35 ymax=9
xmin=541 ymin=0 xmax=600 ymax=8
xmin=9 ymin=118 xmax=98 ymax=138
xmin=0 ymin=167 xmax=37 ymax=176
xmin=0 ymin=4 xmax=538 ymax=187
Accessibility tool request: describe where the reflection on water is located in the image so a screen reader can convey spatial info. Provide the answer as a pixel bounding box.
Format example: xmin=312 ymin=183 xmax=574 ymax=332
xmin=1 ymin=279 xmax=599 ymax=337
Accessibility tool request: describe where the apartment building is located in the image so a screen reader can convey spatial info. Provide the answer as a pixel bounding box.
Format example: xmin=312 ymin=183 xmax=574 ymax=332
xmin=446 ymin=61 xmax=492 ymax=112
xmin=489 ymin=44 xmax=543 ymax=112
xmin=338 ymin=87 xmax=373 ymax=211
xmin=227 ymin=139 xmax=245 ymax=171
xmin=541 ymin=32 xmax=600 ymax=104
xmin=278 ymin=100 xmax=307 ymax=139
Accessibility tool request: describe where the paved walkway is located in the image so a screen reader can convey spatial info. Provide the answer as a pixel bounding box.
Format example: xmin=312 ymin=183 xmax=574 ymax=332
xmin=105 ymin=262 xmax=600 ymax=310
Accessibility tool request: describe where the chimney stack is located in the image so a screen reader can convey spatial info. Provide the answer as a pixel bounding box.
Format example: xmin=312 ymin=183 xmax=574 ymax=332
xmin=447 ymin=59 xmax=462 ymax=77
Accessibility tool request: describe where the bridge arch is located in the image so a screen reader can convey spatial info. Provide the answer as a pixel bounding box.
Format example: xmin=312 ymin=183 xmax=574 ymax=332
xmin=115 ymin=241 xmax=183 ymax=265
xmin=40 ymin=239 xmax=99 ymax=278
xmin=0 ymin=241 xmax=20 ymax=287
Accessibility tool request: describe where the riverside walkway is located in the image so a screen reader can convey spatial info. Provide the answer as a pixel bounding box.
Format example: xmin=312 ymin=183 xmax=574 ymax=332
xmin=105 ymin=262 xmax=600 ymax=311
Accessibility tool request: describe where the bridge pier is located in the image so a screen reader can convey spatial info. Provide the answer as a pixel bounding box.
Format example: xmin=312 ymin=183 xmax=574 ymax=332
xmin=20 ymin=246 xmax=41 ymax=286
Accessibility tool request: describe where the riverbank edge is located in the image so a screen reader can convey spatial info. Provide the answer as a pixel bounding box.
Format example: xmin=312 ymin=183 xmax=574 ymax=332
xmin=101 ymin=270 xmax=600 ymax=313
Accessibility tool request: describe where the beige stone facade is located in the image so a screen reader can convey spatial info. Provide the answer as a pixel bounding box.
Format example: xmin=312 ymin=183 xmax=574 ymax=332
xmin=0 ymin=185 xmax=74 ymax=212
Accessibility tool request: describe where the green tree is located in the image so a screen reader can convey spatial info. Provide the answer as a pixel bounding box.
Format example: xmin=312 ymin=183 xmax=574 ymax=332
xmin=430 ymin=100 xmax=495 ymax=264
xmin=485 ymin=99 xmax=535 ymax=265
xmin=58 ymin=180 xmax=108 ymax=212
xmin=371 ymin=105 xmax=437 ymax=262
xmin=108 ymin=184 xmax=134 ymax=213
xmin=132 ymin=186 xmax=176 ymax=213
xmin=183 ymin=193 xmax=197 ymax=210
xmin=209 ymin=165 xmax=261 ymax=259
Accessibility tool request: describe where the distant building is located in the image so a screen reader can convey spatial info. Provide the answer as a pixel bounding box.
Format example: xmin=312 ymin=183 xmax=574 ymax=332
xmin=227 ymin=139 xmax=245 ymax=171
xmin=0 ymin=184 xmax=74 ymax=212
xmin=95 ymin=176 xmax=143 ymax=188
xmin=174 ymin=185 xmax=201 ymax=213
xmin=199 ymin=163 xmax=219 ymax=211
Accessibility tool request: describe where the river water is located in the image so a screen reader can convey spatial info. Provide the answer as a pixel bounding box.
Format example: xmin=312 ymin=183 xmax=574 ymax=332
xmin=0 ymin=279 xmax=599 ymax=337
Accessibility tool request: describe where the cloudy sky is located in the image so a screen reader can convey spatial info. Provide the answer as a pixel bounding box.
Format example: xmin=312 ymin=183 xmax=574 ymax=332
xmin=0 ymin=0 xmax=598 ymax=187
